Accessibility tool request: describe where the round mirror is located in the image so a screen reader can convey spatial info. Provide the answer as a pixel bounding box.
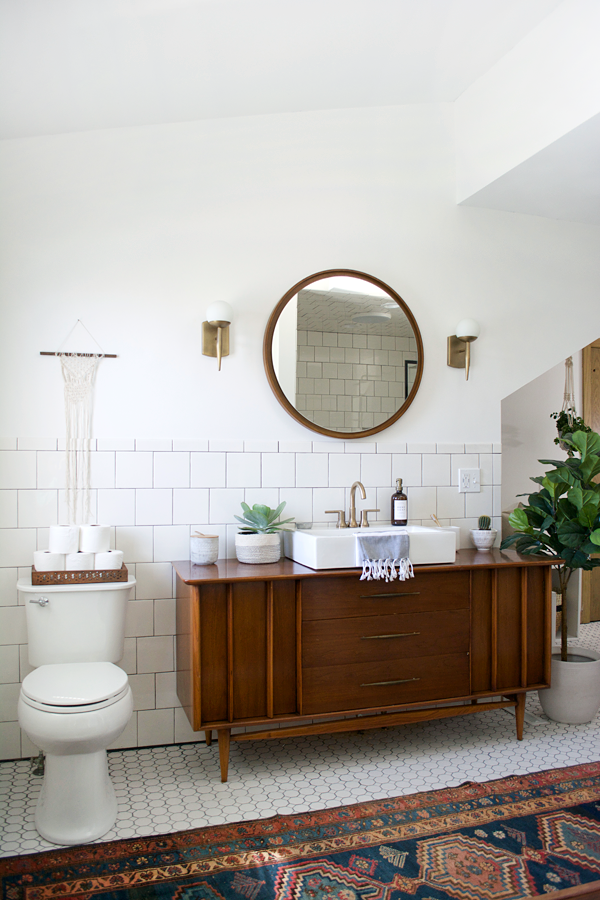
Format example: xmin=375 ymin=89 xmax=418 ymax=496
xmin=264 ymin=269 xmax=423 ymax=439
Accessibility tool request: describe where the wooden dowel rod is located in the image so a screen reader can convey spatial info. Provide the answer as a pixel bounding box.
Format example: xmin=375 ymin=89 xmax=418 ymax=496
xmin=40 ymin=352 xmax=117 ymax=358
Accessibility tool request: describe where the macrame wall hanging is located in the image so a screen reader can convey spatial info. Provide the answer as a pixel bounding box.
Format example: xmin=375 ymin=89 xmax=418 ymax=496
xmin=561 ymin=355 xmax=577 ymax=426
xmin=41 ymin=321 xmax=117 ymax=525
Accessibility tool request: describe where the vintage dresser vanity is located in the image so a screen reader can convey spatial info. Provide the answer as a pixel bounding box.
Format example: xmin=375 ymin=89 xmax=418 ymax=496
xmin=174 ymin=550 xmax=553 ymax=782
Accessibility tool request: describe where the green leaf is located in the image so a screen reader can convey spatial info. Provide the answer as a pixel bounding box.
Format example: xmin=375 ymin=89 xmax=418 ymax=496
xmin=590 ymin=529 xmax=600 ymax=546
xmin=556 ymin=520 xmax=587 ymax=548
xmin=538 ymin=458 xmax=575 ymax=469
xmin=578 ymin=502 xmax=599 ymax=529
xmin=571 ymin=430 xmax=600 ymax=458
xmin=545 ymin=468 xmax=577 ymax=489
xmin=508 ymin=508 xmax=530 ymax=531
xmin=567 ymin=486 xmax=584 ymax=510
xmin=580 ymin=455 xmax=600 ymax=483
xmin=584 ymin=492 xmax=600 ymax=510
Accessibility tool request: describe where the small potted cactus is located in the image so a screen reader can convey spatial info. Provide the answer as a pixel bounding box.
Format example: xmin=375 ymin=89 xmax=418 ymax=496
xmin=234 ymin=501 xmax=295 ymax=564
xmin=470 ymin=515 xmax=497 ymax=551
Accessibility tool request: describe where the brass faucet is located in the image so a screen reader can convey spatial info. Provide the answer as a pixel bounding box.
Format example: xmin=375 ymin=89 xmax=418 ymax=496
xmin=349 ymin=481 xmax=366 ymax=528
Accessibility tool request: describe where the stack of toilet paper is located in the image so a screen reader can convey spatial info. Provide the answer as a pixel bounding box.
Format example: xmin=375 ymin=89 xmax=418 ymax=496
xmin=33 ymin=525 xmax=124 ymax=572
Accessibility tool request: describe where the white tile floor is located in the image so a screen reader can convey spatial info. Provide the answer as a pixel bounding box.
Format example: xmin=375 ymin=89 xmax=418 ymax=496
xmin=2 ymin=623 xmax=600 ymax=859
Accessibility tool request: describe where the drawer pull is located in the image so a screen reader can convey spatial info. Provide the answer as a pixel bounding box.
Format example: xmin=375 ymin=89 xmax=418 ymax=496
xmin=361 ymin=592 xmax=421 ymax=599
xmin=361 ymin=631 xmax=420 ymax=640
xmin=361 ymin=677 xmax=421 ymax=687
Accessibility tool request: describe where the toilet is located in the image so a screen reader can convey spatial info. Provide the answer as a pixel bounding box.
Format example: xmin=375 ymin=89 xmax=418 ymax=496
xmin=17 ymin=578 xmax=135 ymax=846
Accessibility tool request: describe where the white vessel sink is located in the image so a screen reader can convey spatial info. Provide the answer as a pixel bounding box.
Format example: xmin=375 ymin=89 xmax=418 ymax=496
xmin=283 ymin=524 xmax=456 ymax=570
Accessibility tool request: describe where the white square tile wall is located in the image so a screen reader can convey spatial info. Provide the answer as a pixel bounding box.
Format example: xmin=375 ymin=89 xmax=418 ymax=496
xmin=0 ymin=437 xmax=501 ymax=758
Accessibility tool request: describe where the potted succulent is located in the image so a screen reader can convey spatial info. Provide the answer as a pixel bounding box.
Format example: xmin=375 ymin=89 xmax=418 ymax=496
xmin=234 ymin=501 xmax=295 ymax=564
xmin=470 ymin=515 xmax=497 ymax=551
xmin=501 ymin=429 xmax=600 ymax=723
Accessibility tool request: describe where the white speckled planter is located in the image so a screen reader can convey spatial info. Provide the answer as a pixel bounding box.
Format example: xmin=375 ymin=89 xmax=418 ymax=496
xmin=470 ymin=529 xmax=497 ymax=551
xmin=190 ymin=534 xmax=219 ymax=565
xmin=235 ymin=532 xmax=281 ymax=564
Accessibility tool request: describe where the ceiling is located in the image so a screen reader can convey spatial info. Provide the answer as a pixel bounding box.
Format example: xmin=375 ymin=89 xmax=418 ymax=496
xmin=1 ymin=0 xmax=597 ymax=227
xmin=297 ymin=287 xmax=415 ymax=338
xmin=0 ymin=0 xmax=564 ymax=140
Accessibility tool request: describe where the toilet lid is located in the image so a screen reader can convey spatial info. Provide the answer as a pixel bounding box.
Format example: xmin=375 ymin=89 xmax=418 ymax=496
xmin=22 ymin=662 xmax=129 ymax=707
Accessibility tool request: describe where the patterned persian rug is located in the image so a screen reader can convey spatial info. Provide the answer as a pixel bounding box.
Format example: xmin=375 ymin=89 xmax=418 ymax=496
xmin=3 ymin=763 xmax=600 ymax=900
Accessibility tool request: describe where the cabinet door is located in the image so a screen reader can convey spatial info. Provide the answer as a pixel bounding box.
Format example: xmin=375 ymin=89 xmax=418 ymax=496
xmin=471 ymin=565 xmax=551 ymax=694
xmin=196 ymin=579 xmax=298 ymax=727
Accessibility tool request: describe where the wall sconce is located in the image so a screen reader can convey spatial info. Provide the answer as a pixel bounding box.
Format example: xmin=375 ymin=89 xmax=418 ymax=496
xmin=202 ymin=302 xmax=233 ymax=371
xmin=447 ymin=319 xmax=480 ymax=380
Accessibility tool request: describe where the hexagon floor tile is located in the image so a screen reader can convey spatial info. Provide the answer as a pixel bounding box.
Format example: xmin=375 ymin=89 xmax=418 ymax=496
xmin=2 ymin=623 xmax=600 ymax=858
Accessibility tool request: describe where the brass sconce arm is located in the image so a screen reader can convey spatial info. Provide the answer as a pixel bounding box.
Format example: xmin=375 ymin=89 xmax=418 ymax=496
xmin=202 ymin=302 xmax=233 ymax=371
xmin=447 ymin=319 xmax=480 ymax=380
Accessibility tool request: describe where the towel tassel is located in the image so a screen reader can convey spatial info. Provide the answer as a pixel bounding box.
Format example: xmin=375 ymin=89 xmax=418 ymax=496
xmin=360 ymin=557 xmax=413 ymax=582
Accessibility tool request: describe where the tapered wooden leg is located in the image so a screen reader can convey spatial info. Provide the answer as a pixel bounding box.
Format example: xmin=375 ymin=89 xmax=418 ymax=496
xmin=204 ymin=730 xmax=212 ymax=746
xmin=218 ymin=729 xmax=230 ymax=783
xmin=515 ymin=693 xmax=525 ymax=740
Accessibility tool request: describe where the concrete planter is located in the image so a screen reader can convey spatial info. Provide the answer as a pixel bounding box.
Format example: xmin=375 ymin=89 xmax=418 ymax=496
xmin=539 ymin=647 xmax=600 ymax=724
xmin=235 ymin=532 xmax=281 ymax=564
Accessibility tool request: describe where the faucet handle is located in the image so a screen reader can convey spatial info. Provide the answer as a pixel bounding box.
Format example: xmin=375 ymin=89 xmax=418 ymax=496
xmin=325 ymin=510 xmax=348 ymax=529
xmin=360 ymin=509 xmax=380 ymax=528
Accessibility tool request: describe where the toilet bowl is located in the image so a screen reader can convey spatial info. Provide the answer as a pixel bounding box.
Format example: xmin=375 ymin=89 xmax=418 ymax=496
xmin=18 ymin=662 xmax=133 ymax=845
xmin=17 ymin=578 xmax=135 ymax=846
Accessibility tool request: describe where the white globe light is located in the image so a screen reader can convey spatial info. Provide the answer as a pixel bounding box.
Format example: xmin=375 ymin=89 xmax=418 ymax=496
xmin=456 ymin=318 xmax=480 ymax=341
xmin=206 ymin=301 xmax=233 ymax=326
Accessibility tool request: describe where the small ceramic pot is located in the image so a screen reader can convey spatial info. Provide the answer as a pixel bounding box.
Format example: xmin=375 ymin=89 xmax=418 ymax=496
xmin=190 ymin=534 xmax=219 ymax=565
xmin=470 ymin=528 xmax=497 ymax=551
xmin=235 ymin=532 xmax=281 ymax=564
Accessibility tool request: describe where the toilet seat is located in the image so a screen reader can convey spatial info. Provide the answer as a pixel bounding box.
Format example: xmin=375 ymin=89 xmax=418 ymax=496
xmin=21 ymin=662 xmax=129 ymax=714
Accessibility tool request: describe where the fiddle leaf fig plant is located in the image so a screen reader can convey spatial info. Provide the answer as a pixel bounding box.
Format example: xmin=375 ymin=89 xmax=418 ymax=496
xmin=235 ymin=501 xmax=295 ymax=534
xmin=501 ymin=429 xmax=600 ymax=661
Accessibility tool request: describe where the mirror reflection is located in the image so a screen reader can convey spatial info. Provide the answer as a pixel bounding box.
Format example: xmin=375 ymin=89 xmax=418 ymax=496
xmin=265 ymin=270 xmax=423 ymax=438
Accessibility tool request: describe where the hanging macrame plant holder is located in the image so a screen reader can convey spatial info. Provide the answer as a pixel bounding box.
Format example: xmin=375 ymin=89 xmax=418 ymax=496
xmin=562 ymin=356 xmax=576 ymax=426
xmin=558 ymin=356 xmax=577 ymax=451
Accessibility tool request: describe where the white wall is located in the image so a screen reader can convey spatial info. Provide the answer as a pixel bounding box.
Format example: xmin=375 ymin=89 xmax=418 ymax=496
xmin=501 ymin=353 xmax=583 ymax=518
xmin=455 ymin=0 xmax=600 ymax=202
xmin=1 ymin=103 xmax=599 ymax=444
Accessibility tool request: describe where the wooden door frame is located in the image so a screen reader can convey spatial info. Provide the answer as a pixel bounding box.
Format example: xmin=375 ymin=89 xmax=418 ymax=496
xmin=581 ymin=339 xmax=600 ymax=623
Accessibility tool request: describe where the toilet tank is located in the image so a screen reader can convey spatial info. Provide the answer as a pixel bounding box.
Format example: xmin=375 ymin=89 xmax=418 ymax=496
xmin=17 ymin=579 xmax=136 ymax=667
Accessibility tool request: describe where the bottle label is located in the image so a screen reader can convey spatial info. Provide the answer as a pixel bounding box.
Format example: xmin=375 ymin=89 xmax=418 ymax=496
xmin=394 ymin=499 xmax=407 ymax=520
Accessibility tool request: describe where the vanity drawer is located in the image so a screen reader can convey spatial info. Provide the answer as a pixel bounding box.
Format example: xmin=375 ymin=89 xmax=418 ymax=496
xmin=302 ymin=653 xmax=469 ymax=714
xmin=302 ymin=570 xmax=470 ymax=620
xmin=303 ymin=608 xmax=469 ymax=668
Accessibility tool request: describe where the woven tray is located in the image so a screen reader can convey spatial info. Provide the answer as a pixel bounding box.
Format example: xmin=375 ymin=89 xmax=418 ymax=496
xmin=31 ymin=565 xmax=128 ymax=586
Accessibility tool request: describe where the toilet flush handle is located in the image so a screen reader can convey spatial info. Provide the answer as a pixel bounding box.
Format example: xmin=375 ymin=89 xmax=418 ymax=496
xmin=30 ymin=597 xmax=49 ymax=606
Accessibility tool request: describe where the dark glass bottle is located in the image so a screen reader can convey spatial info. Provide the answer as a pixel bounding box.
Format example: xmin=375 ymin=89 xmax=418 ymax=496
xmin=391 ymin=478 xmax=408 ymax=526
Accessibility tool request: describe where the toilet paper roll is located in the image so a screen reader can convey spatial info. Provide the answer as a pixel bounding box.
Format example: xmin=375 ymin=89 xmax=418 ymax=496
xmin=66 ymin=552 xmax=95 ymax=570
xmin=94 ymin=550 xmax=124 ymax=570
xmin=33 ymin=551 xmax=66 ymax=572
xmin=48 ymin=525 xmax=80 ymax=555
xmin=79 ymin=525 xmax=111 ymax=553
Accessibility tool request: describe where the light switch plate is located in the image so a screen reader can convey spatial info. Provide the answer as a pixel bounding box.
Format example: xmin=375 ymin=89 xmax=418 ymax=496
xmin=458 ymin=468 xmax=480 ymax=493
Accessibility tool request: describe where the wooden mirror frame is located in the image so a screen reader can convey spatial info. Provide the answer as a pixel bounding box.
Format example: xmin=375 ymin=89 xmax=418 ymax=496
xmin=263 ymin=268 xmax=424 ymax=439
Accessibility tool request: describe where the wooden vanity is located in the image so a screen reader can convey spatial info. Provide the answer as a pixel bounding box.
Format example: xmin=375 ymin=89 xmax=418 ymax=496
xmin=174 ymin=550 xmax=554 ymax=782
